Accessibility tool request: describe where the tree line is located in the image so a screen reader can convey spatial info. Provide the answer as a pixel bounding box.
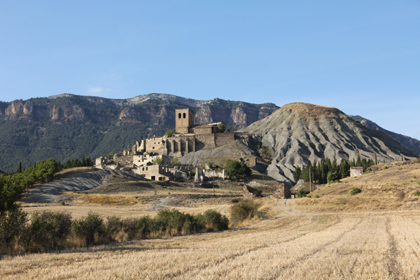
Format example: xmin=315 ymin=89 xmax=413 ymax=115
xmin=293 ymin=155 xmax=375 ymax=184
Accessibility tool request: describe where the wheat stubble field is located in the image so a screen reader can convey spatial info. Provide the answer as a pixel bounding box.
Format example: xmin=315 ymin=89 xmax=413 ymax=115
xmin=2 ymin=210 xmax=420 ymax=279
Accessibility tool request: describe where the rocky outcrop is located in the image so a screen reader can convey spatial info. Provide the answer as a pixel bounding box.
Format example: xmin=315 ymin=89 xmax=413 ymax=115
xmin=240 ymin=102 xmax=419 ymax=185
xmin=50 ymin=105 xmax=86 ymax=122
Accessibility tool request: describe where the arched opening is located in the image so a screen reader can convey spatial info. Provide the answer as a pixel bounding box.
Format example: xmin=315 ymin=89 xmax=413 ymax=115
xmin=183 ymin=113 xmax=186 ymax=118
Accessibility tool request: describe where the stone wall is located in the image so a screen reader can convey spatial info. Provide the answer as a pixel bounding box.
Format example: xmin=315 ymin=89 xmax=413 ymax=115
xmin=243 ymin=185 xmax=262 ymax=200
xmin=145 ymin=136 xmax=166 ymax=154
xmin=195 ymin=134 xmax=216 ymax=150
xmin=274 ymin=183 xmax=291 ymax=199
xmin=215 ymin=132 xmax=235 ymax=147
xmin=167 ymin=135 xmax=196 ymax=157
xmin=133 ymin=154 xmax=169 ymax=167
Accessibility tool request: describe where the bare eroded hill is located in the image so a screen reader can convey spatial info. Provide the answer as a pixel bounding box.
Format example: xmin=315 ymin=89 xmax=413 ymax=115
xmin=240 ymin=102 xmax=419 ymax=184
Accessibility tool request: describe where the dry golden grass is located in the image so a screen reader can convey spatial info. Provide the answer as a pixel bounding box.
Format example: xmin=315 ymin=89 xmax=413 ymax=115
xmin=3 ymin=210 xmax=420 ymax=279
xmin=295 ymin=162 xmax=420 ymax=212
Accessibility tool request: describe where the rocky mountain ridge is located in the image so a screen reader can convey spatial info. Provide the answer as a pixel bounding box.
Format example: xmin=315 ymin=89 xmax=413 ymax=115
xmin=0 ymin=93 xmax=279 ymax=171
xmin=240 ymin=102 xmax=419 ymax=185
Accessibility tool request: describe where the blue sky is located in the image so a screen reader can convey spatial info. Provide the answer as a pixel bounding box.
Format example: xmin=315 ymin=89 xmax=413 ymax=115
xmin=0 ymin=1 xmax=419 ymax=139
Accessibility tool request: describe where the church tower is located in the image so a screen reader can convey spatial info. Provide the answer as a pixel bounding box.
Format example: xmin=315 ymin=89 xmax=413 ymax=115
xmin=175 ymin=108 xmax=194 ymax=133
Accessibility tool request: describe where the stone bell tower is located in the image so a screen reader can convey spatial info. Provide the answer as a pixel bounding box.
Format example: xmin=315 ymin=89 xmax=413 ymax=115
xmin=175 ymin=108 xmax=194 ymax=133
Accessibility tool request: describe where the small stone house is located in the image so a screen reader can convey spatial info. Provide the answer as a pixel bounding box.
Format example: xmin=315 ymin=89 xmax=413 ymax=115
xmin=135 ymin=164 xmax=187 ymax=182
xmin=350 ymin=167 xmax=363 ymax=177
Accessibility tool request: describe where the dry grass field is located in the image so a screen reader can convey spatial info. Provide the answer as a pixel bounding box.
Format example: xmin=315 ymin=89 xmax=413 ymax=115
xmin=3 ymin=162 xmax=420 ymax=279
xmin=2 ymin=210 xmax=420 ymax=279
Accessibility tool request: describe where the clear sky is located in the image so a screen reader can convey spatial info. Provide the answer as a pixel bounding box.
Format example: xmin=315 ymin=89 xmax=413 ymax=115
xmin=0 ymin=1 xmax=419 ymax=139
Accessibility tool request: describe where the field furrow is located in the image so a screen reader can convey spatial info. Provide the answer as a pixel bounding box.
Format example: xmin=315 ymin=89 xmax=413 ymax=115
xmin=2 ymin=213 xmax=420 ymax=279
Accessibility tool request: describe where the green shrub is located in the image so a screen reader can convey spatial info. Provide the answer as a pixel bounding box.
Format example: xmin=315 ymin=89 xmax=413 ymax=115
xmin=169 ymin=158 xmax=181 ymax=168
xmin=230 ymin=200 xmax=260 ymax=225
xmin=71 ymin=213 xmax=107 ymax=246
xmin=106 ymin=216 xmax=123 ymax=235
xmin=384 ymin=166 xmax=388 ymax=170
xmin=217 ymin=123 xmax=226 ymax=133
xmin=225 ymin=160 xmax=251 ymax=180
xmin=60 ymin=201 xmax=65 ymax=206
xmin=350 ymin=188 xmax=362 ymax=195
xmin=417 ymin=181 xmax=420 ymax=185
xmin=154 ymin=209 xmax=198 ymax=235
xmin=196 ymin=210 xmax=229 ymax=232
xmin=165 ymin=129 xmax=174 ymax=137
xmin=28 ymin=211 xmax=72 ymax=251
xmin=315 ymin=195 xmax=319 ymax=198
xmin=231 ymin=198 xmax=240 ymax=203
xmin=297 ymin=189 xmax=306 ymax=198
xmin=0 ymin=208 xmax=27 ymax=254
xmin=152 ymin=156 xmax=164 ymax=165
xmin=122 ymin=216 xmax=153 ymax=239
xmin=415 ymin=191 xmax=420 ymax=196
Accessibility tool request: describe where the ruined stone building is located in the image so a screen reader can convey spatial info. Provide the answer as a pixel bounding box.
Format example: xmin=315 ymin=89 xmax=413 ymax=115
xmin=134 ymin=108 xmax=235 ymax=158
xmin=98 ymin=108 xmax=236 ymax=181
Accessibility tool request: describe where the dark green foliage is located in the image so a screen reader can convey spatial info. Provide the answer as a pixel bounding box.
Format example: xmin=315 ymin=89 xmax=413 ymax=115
xmin=169 ymin=158 xmax=181 ymax=168
xmin=230 ymin=200 xmax=260 ymax=225
xmin=217 ymin=123 xmax=226 ymax=133
xmin=121 ymin=216 xmax=153 ymax=239
xmin=293 ymin=166 xmax=301 ymax=181
xmin=152 ymin=156 xmax=164 ymax=165
xmin=106 ymin=216 xmax=123 ymax=234
xmin=414 ymin=191 xmax=420 ymax=196
xmin=71 ymin=213 xmax=107 ymax=246
xmin=231 ymin=198 xmax=240 ymax=203
xmin=327 ymin=171 xmax=340 ymax=183
xmin=0 ymin=208 xmax=229 ymax=256
xmin=0 ymin=208 xmax=27 ymax=253
xmin=165 ymin=129 xmax=174 ymax=137
xmin=225 ymin=160 xmax=251 ymax=180
xmin=350 ymin=188 xmax=362 ymax=195
xmin=0 ymin=176 xmax=25 ymax=213
xmin=196 ymin=210 xmax=229 ymax=232
xmin=293 ymin=157 xmax=375 ymax=184
xmin=27 ymin=211 xmax=72 ymax=251
xmin=16 ymin=162 xmax=22 ymax=173
xmin=154 ymin=209 xmax=199 ymax=234
xmin=297 ymin=189 xmax=307 ymax=198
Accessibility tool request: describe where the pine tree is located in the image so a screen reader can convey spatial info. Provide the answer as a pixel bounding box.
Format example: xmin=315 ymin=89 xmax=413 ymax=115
xmin=16 ymin=161 xmax=22 ymax=173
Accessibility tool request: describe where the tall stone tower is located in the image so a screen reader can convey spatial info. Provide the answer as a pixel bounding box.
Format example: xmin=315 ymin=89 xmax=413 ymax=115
xmin=175 ymin=108 xmax=194 ymax=133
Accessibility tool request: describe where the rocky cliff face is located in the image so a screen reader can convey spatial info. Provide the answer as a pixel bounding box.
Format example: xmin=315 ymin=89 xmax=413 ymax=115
xmin=0 ymin=93 xmax=278 ymax=171
xmin=240 ymin=102 xmax=419 ymax=185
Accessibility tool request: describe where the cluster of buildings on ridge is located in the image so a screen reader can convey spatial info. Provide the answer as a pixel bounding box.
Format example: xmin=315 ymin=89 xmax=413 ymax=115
xmin=95 ymin=108 xmax=235 ymax=182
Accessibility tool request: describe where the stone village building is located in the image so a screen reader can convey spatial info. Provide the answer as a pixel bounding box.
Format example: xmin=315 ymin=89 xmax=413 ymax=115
xmin=350 ymin=167 xmax=363 ymax=177
xmin=97 ymin=108 xmax=236 ymax=181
